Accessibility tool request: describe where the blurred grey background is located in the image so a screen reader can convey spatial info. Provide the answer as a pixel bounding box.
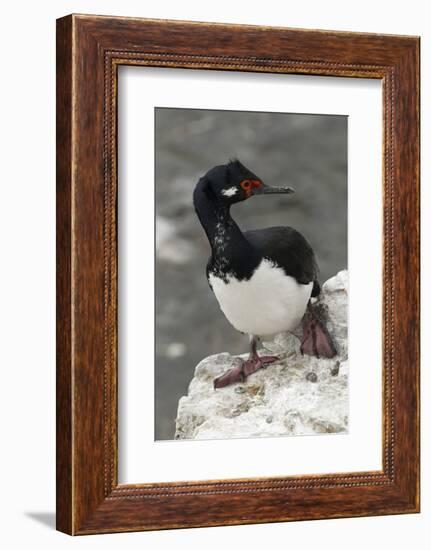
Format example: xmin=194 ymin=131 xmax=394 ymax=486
xmin=155 ymin=108 xmax=347 ymax=440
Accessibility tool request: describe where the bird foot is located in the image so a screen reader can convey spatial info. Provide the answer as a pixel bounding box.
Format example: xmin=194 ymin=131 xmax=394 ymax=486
xmin=213 ymin=355 xmax=279 ymax=389
xmin=300 ymin=303 xmax=337 ymax=358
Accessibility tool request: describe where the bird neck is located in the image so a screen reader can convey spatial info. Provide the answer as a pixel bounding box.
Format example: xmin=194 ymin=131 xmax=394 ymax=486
xmin=195 ymin=198 xmax=246 ymax=252
xmin=194 ymin=183 xmax=260 ymax=278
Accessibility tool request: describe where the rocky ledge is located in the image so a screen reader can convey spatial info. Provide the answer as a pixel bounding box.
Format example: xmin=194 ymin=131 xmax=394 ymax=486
xmin=175 ymin=270 xmax=348 ymax=440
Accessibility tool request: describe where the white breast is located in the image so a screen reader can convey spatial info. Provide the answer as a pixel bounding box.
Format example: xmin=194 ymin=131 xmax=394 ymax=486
xmin=209 ymin=259 xmax=313 ymax=338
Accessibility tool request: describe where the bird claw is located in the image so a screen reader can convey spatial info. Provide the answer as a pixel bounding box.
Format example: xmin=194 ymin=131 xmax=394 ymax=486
xmin=213 ymin=360 xmax=245 ymax=389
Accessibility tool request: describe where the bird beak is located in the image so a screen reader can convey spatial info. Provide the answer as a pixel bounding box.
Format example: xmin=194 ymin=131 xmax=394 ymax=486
xmin=254 ymin=183 xmax=295 ymax=195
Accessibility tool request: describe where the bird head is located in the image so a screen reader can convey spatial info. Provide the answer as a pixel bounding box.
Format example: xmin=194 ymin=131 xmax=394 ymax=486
xmin=199 ymin=159 xmax=295 ymax=205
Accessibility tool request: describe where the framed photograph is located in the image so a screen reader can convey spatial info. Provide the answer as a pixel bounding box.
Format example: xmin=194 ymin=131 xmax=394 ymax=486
xmin=56 ymin=14 xmax=420 ymax=534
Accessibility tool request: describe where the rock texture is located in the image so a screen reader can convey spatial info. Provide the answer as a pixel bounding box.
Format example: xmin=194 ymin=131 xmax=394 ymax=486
xmin=175 ymin=270 xmax=348 ymax=440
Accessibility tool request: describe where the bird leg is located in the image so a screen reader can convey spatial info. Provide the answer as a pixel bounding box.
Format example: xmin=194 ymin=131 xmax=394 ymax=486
xmin=213 ymin=336 xmax=279 ymax=389
xmin=300 ymin=302 xmax=337 ymax=358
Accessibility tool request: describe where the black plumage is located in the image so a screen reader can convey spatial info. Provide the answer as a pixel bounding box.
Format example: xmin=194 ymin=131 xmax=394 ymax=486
xmin=194 ymin=159 xmax=320 ymax=291
xmin=244 ymin=226 xmax=320 ymax=292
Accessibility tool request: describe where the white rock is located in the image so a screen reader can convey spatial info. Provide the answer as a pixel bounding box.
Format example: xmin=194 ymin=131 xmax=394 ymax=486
xmin=175 ymin=270 xmax=348 ymax=441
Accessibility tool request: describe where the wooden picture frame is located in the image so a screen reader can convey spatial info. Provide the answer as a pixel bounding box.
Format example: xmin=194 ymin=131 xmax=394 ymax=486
xmin=56 ymin=14 xmax=420 ymax=535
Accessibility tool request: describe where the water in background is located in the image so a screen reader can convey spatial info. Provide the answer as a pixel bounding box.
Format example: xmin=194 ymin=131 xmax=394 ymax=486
xmin=155 ymin=108 xmax=347 ymax=439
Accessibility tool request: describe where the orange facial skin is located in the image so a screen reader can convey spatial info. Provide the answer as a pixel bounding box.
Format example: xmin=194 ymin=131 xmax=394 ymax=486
xmin=240 ymin=179 xmax=262 ymax=197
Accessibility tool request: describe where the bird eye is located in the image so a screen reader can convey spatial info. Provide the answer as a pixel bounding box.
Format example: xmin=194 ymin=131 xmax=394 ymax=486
xmin=240 ymin=180 xmax=252 ymax=190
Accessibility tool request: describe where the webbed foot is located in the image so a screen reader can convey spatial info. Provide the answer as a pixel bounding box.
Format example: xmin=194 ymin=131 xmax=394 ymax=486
xmin=213 ymin=354 xmax=279 ymax=389
xmin=300 ymin=303 xmax=337 ymax=358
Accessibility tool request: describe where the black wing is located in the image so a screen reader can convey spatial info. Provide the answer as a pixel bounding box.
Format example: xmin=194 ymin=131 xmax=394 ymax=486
xmin=244 ymin=226 xmax=320 ymax=295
